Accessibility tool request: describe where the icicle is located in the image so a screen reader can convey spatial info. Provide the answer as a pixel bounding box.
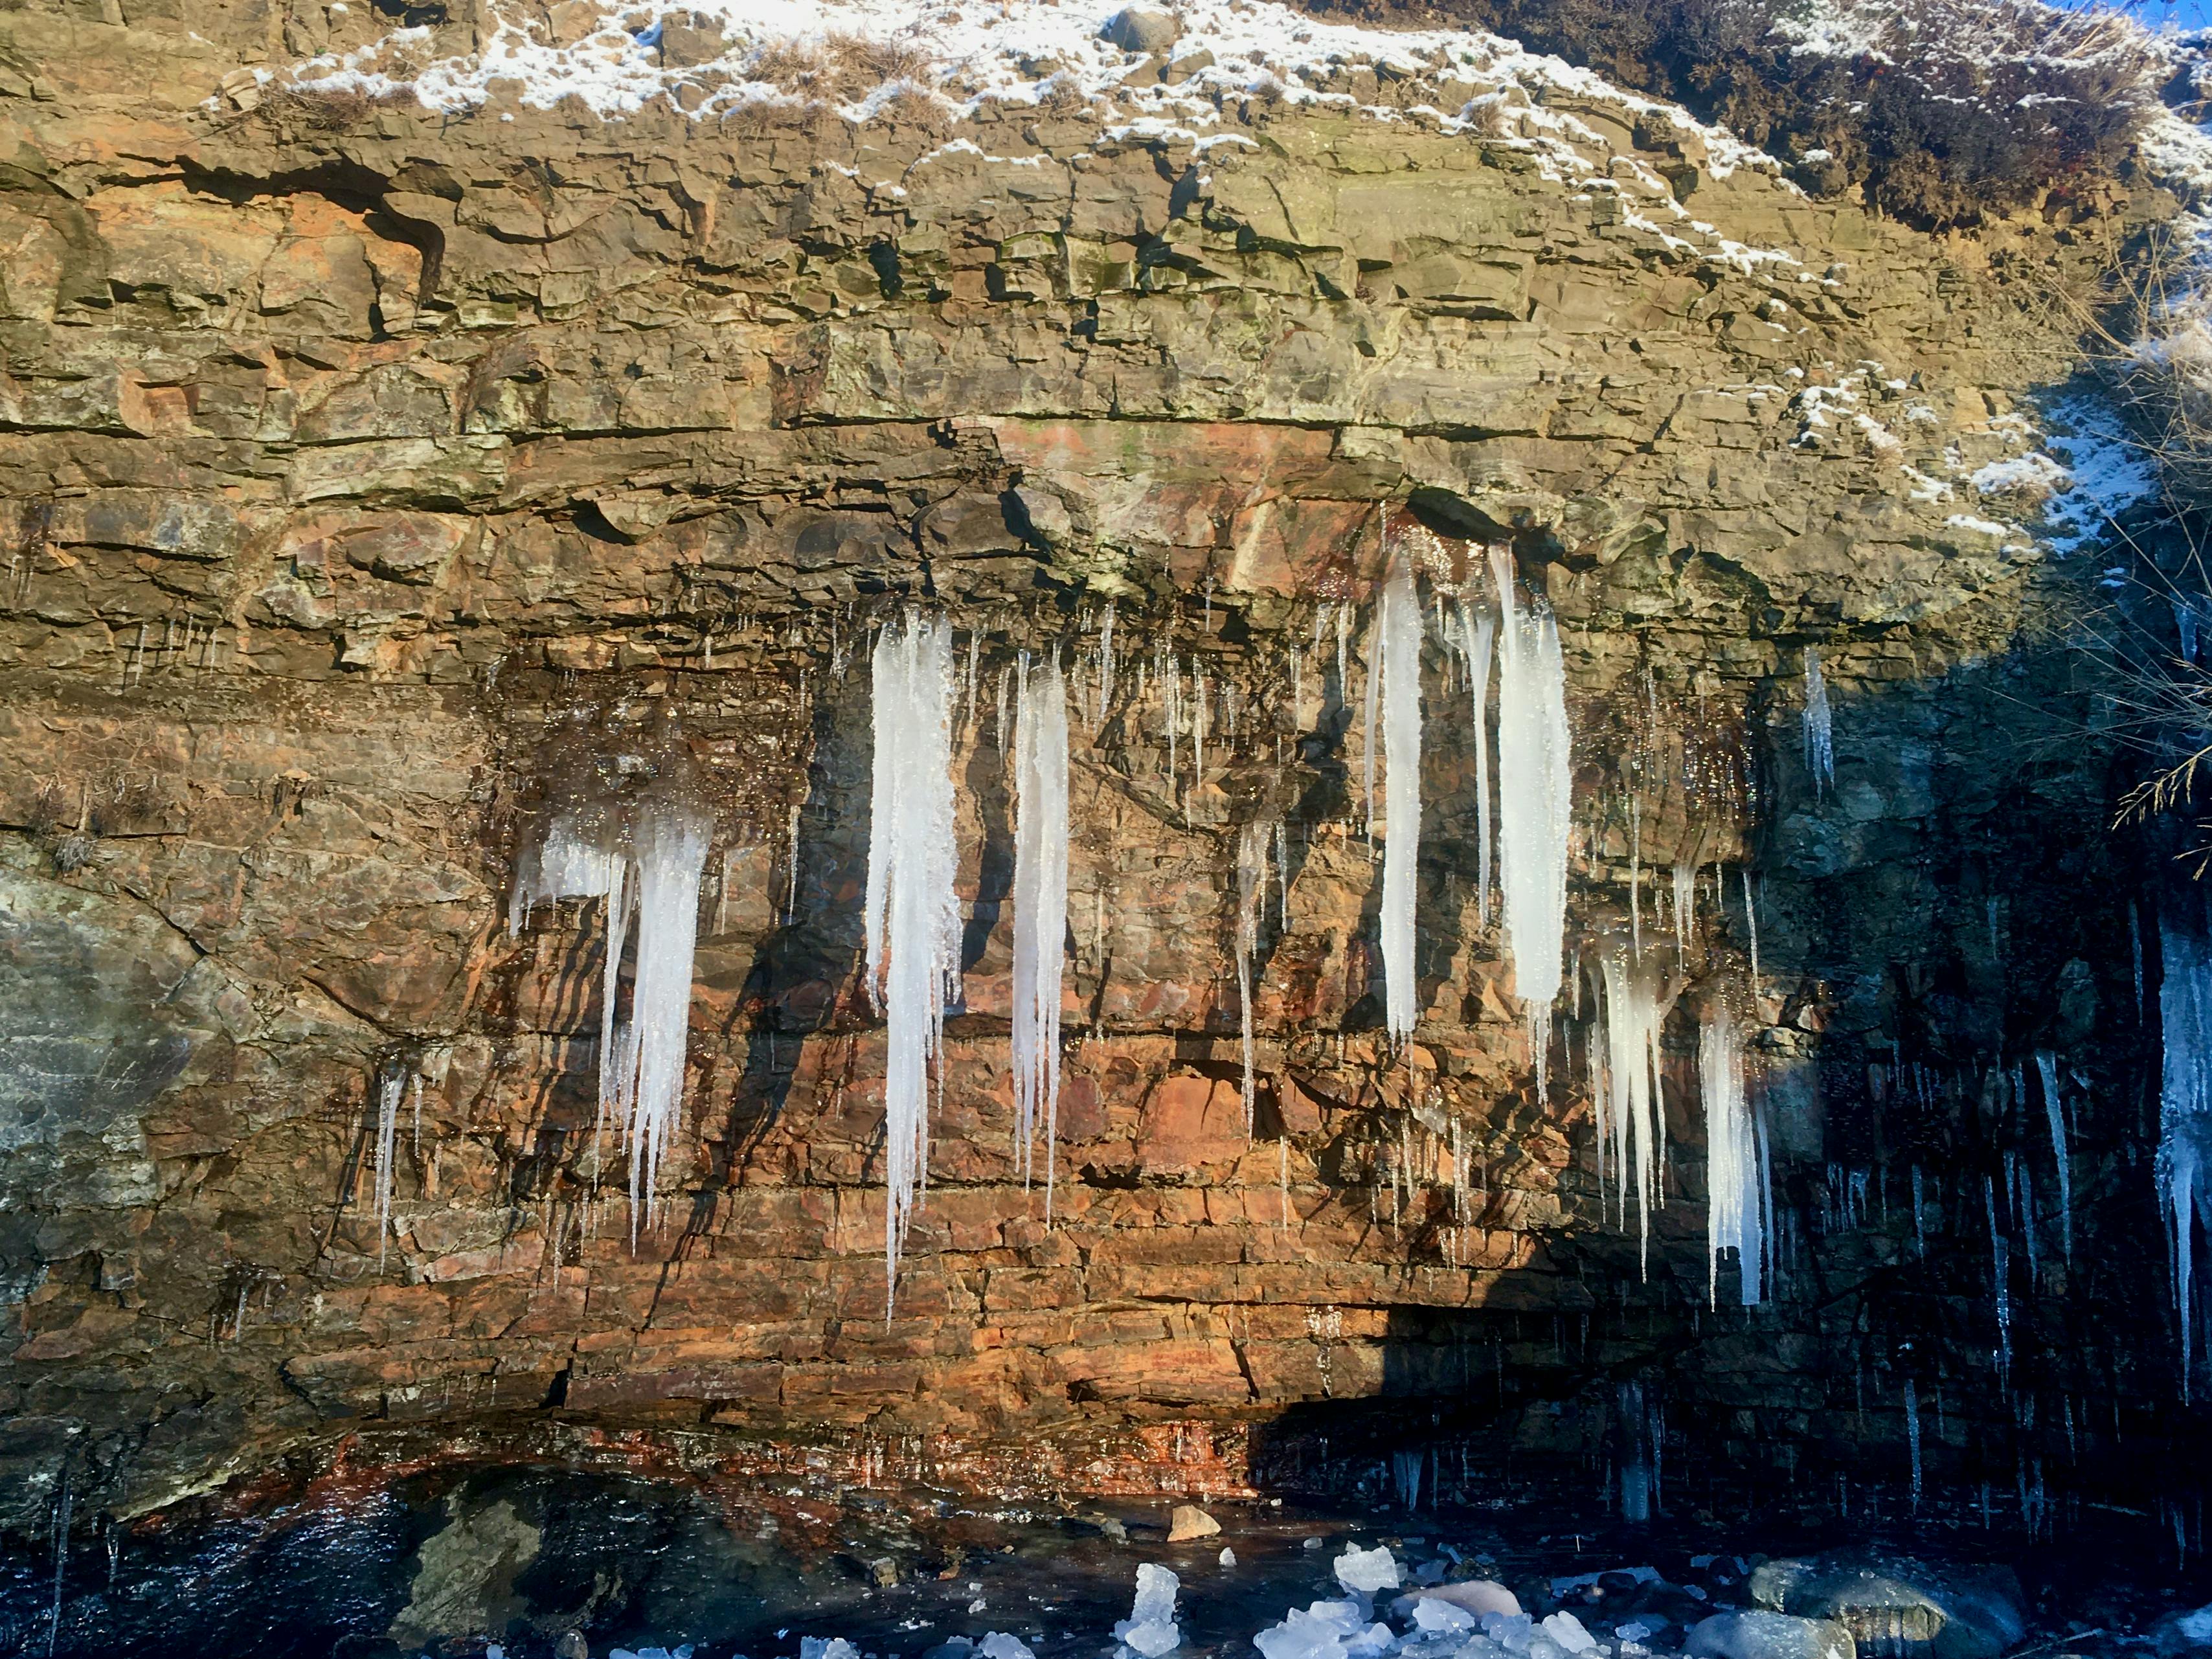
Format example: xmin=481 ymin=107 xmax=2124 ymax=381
xmin=1803 ymin=647 xmax=1834 ymax=795
xmin=784 ymin=798 xmax=803 ymax=926
xmin=1491 ymin=547 xmax=1573 ymax=1095
xmin=1011 ymin=653 xmax=1070 ymax=1217
xmin=1629 ymin=797 xmax=1643 ymax=961
xmin=2037 ymin=1050 xmax=2072 ymax=1266
xmin=1985 ymin=1175 xmax=2013 ymax=1392
xmin=1702 ymin=1001 xmax=1766 ymax=1307
xmin=410 ymin=1074 xmax=423 ymax=1160
xmin=1905 ymin=1379 xmax=1923 ymax=1509
xmin=1335 ymin=602 xmax=1351 ymax=712
xmin=1673 ymin=859 xmax=1696 ymax=953
xmin=1912 ymin=1165 xmax=1930 ymax=1255
xmin=1191 ymin=670 xmax=1210 ymax=816
xmin=1361 ymin=596 xmax=1381 ymax=839
xmin=2134 ymin=901 xmax=2146 ymax=1015
xmin=1275 ymin=820 xmax=1291 ymax=931
xmin=1601 ymin=951 xmax=1673 ymax=1279
xmin=1096 ymin=602 xmax=1117 ymax=729
xmin=2160 ymin=912 xmax=2212 ymax=1399
xmin=866 ymin=612 xmax=962 ymax=1312
xmin=1236 ymin=821 xmax=1268 ymax=1134
xmin=374 ymin=1067 xmax=401 ymax=1265
xmin=1743 ymin=871 xmax=1761 ymax=1003
xmin=1377 ymin=556 xmax=1422 ymax=1046
xmin=622 ymin=800 xmax=711 ymax=1239
xmin=1458 ymin=600 xmax=1496 ymax=927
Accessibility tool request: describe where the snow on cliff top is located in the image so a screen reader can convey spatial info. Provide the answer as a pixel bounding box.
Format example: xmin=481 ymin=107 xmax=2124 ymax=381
xmin=280 ymin=0 xmax=1789 ymax=185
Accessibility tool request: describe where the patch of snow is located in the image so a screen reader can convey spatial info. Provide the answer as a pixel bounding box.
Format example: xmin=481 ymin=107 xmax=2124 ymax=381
xmin=271 ymin=0 xmax=1799 ymax=218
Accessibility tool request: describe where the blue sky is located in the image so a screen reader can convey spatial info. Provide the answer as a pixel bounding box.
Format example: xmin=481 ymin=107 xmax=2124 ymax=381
xmin=2104 ymin=0 xmax=2212 ymax=28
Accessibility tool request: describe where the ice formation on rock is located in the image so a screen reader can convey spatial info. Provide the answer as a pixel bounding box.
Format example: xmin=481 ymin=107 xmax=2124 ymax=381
xmin=2160 ymin=914 xmax=2212 ymax=1396
xmin=1116 ymin=1563 xmax=1182 ymax=1657
xmin=1491 ymin=547 xmax=1574 ymax=1094
xmin=511 ymin=784 xmax=712 ymax=1241
xmin=866 ymin=612 xmax=963 ymax=1309
xmin=1905 ymin=1377 xmax=1923 ymax=1508
xmin=1701 ymin=1002 xmax=1768 ymax=1307
xmin=621 ymin=801 xmax=712 ymax=1233
xmin=1802 ymin=647 xmax=1834 ymax=795
xmin=1377 ymin=557 xmax=1423 ymax=1044
xmin=1236 ymin=820 xmax=1270 ymax=1134
xmin=374 ymin=1067 xmax=402 ymax=1264
xmin=1011 ymin=653 xmax=1070 ymax=1212
xmin=1597 ymin=951 xmax=1675 ymax=1278
xmin=2036 ymin=1050 xmax=2072 ymax=1265
xmin=1456 ymin=600 xmax=1497 ymax=925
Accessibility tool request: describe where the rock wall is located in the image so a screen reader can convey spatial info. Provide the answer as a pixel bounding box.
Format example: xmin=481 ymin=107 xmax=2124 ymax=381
xmin=0 ymin=1 xmax=2187 ymax=1528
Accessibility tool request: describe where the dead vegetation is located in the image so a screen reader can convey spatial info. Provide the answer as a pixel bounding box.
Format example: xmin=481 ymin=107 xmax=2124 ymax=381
xmin=1291 ymin=0 xmax=2165 ymax=229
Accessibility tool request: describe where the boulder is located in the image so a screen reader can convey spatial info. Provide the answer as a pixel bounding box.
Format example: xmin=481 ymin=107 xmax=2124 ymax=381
xmin=1168 ymin=1504 xmax=1221 ymax=1541
xmin=1750 ymin=1553 xmax=2025 ymax=1659
xmin=1686 ymin=1610 xmax=1857 ymax=1659
xmin=1100 ymin=6 xmax=1182 ymax=52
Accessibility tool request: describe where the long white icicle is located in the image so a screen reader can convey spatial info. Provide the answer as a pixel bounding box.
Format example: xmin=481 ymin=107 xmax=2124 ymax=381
xmin=1702 ymin=1001 xmax=1768 ymax=1307
xmin=2160 ymin=914 xmax=2212 ymax=1397
xmin=1378 ymin=556 xmax=1423 ymax=1045
xmin=623 ymin=800 xmax=710 ymax=1238
xmin=1011 ymin=653 xmax=1070 ymax=1215
xmin=1600 ymin=951 xmax=1672 ymax=1279
xmin=1236 ymin=820 xmax=1269 ymax=1133
xmin=1458 ymin=600 xmax=1496 ymax=926
xmin=511 ymin=795 xmax=709 ymax=1244
xmin=867 ymin=612 xmax=962 ymax=1313
xmin=2035 ymin=1050 xmax=2072 ymax=1266
xmin=1491 ymin=546 xmax=1574 ymax=1096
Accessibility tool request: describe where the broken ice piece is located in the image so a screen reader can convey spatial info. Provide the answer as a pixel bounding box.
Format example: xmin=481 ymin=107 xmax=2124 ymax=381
xmin=1115 ymin=1563 xmax=1182 ymax=1657
xmin=1334 ymin=1545 xmax=1401 ymax=1594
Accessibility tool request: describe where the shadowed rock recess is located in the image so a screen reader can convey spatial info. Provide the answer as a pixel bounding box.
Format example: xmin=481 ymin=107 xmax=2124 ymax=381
xmin=0 ymin=0 xmax=2195 ymax=1538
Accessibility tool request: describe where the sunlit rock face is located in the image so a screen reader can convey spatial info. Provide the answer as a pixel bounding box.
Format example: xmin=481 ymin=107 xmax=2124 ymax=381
xmin=0 ymin=0 xmax=2183 ymax=1528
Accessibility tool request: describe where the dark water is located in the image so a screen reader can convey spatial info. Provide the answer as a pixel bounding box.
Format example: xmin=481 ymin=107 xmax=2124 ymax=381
xmin=2 ymin=1458 xmax=2205 ymax=1659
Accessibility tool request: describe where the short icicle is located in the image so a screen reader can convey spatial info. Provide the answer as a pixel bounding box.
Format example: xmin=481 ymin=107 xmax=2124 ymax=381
xmin=866 ymin=612 xmax=963 ymax=1314
xmin=1377 ymin=555 xmax=1423 ymax=1046
xmin=1803 ymin=646 xmax=1834 ymax=795
xmin=1011 ymin=652 xmax=1070 ymax=1216
xmin=1491 ymin=545 xmax=1574 ymax=1096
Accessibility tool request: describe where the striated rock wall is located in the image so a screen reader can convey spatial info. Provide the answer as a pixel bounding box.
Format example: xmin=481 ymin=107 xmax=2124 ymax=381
xmin=0 ymin=2 xmax=2184 ymax=1527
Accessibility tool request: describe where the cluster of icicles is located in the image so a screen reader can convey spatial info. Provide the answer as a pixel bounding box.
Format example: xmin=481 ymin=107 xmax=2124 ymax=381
xmin=483 ymin=552 xmax=1774 ymax=1313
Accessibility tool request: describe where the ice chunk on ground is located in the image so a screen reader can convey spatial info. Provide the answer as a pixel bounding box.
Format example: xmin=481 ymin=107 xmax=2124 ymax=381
xmin=1412 ymin=1599 xmax=1478 ymax=1634
xmin=1335 ymin=1544 xmax=1401 ymax=1594
xmin=1541 ymin=1612 xmax=1598 ymax=1654
xmin=1484 ymin=1612 xmax=1536 ymax=1654
xmin=978 ymin=1636 xmax=1035 ymax=1659
xmin=1116 ymin=1563 xmax=1182 ymax=1656
xmin=1397 ymin=1583 xmax=1522 ymax=1621
xmin=1686 ymin=1611 xmax=1852 ymax=1659
xmin=800 ymin=1642 xmax=859 ymax=1659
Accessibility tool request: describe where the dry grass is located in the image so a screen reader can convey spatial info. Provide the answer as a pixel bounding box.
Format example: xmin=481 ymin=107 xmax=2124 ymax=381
xmin=1291 ymin=0 xmax=2163 ymax=229
xmin=256 ymin=84 xmax=415 ymax=133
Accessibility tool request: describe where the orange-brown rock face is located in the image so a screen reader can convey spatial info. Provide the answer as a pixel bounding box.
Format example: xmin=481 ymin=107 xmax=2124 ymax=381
xmin=0 ymin=2 xmax=2178 ymax=1527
